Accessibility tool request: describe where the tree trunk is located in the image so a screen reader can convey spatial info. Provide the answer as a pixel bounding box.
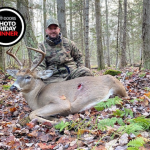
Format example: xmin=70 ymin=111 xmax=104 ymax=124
xmin=95 ymin=0 xmax=105 ymax=70
xmin=120 ymin=0 xmax=127 ymax=68
xmin=0 ymin=47 xmax=5 ymax=71
xmin=43 ymin=0 xmax=46 ymax=39
xmin=102 ymin=35 xmax=106 ymax=64
xmin=28 ymin=0 xmax=34 ymax=30
xmin=0 ymin=0 xmax=5 ymax=71
xmin=84 ymin=0 xmax=91 ymax=68
xmin=142 ymin=0 xmax=150 ymax=69
xmin=80 ymin=1 xmax=84 ymax=57
xmin=17 ymin=0 xmax=38 ymax=67
xmin=57 ymin=0 xmax=67 ymax=38
xmin=53 ymin=0 xmax=57 ymax=18
xmin=129 ymin=6 xmax=134 ymax=65
xmin=128 ymin=37 xmax=131 ymax=65
xmin=105 ymin=0 xmax=110 ymax=67
xmin=116 ymin=0 xmax=122 ymax=68
xmin=131 ymin=27 xmax=135 ymax=65
xmin=69 ymin=0 xmax=73 ymax=40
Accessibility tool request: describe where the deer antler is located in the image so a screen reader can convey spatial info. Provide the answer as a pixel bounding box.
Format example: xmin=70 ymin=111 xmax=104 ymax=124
xmin=27 ymin=44 xmax=46 ymax=71
xmin=6 ymin=46 xmax=23 ymax=69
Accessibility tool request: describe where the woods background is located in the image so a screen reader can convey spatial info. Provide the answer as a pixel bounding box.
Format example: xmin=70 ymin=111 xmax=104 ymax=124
xmin=0 ymin=0 xmax=149 ymax=71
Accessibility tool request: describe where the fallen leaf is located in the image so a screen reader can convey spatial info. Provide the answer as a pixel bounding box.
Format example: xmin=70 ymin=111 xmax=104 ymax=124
xmin=23 ymin=106 xmax=31 ymax=111
xmin=144 ymin=92 xmax=150 ymax=97
xmin=70 ymin=139 xmax=77 ymax=146
xmin=9 ymin=107 xmax=17 ymax=112
xmin=38 ymin=143 xmax=55 ymax=149
xmin=105 ymin=138 xmax=118 ymax=150
xmin=60 ymin=95 xmax=66 ymax=100
xmin=92 ymin=145 xmax=106 ymax=150
xmin=26 ymin=122 xmax=34 ymax=129
xmin=27 ymin=130 xmax=38 ymax=137
xmin=77 ymin=129 xmax=89 ymax=136
xmin=42 ymin=121 xmax=53 ymax=127
xmin=119 ymin=133 xmax=128 ymax=145
xmin=39 ymin=134 xmax=50 ymax=142
xmin=25 ymin=143 xmax=34 ymax=147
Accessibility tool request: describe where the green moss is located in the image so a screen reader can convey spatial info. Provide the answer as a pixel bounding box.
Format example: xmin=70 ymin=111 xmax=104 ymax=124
xmin=8 ymin=76 xmax=13 ymax=79
xmin=2 ymin=84 xmax=12 ymax=90
xmin=139 ymin=73 xmax=146 ymax=78
xmin=104 ymin=69 xmax=122 ymax=76
xmin=127 ymin=72 xmax=134 ymax=77
xmin=18 ymin=117 xmax=30 ymax=126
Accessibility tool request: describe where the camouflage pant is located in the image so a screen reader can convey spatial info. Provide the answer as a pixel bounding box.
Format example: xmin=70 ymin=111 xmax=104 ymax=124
xmin=67 ymin=66 xmax=93 ymax=80
xmin=43 ymin=66 xmax=93 ymax=84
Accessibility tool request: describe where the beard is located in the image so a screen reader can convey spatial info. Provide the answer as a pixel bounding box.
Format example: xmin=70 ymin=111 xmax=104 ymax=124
xmin=49 ymin=33 xmax=59 ymax=39
xmin=47 ymin=32 xmax=61 ymax=45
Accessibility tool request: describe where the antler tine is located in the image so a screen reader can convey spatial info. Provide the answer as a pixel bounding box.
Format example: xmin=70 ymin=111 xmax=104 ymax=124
xmin=6 ymin=46 xmax=23 ymax=69
xmin=14 ymin=45 xmax=20 ymax=55
xmin=27 ymin=45 xmax=46 ymax=71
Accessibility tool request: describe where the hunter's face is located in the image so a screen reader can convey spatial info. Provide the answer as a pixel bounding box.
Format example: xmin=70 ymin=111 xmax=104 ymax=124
xmin=46 ymin=25 xmax=60 ymax=38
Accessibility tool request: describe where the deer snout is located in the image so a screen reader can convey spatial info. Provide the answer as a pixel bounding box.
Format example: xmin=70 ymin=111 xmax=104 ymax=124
xmin=10 ymin=85 xmax=19 ymax=92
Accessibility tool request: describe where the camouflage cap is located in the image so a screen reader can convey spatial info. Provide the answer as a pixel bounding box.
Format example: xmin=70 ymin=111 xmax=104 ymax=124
xmin=46 ymin=18 xmax=59 ymax=28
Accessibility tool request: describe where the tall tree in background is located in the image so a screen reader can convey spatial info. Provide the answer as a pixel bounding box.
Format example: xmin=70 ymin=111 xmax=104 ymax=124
xmin=105 ymin=0 xmax=110 ymax=67
xmin=84 ymin=0 xmax=90 ymax=68
xmin=43 ymin=0 xmax=46 ymax=39
xmin=120 ymin=0 xmax=127 ymax=68
xmin=57 ymin=0 xmax=67 ymax=37
xmin=28 ymin=1 xmax=34 ymax=30
xmin=128 ymin=3 xmax=133 ymax=66
xmin=17 ymin=0 xmax=38 ymax=66
xmin=80 ymin=0 xmax=84 ymax=56
xmin=69 ymin=0 xmax=73 ymax=40
xmin=0 ymin=0 xmax=5 ymax=71
xmin=116 ymin=0 xmax=122 ymax=68
xmin=95 ymin=0 xmax=105 ymax=69
xmin=142 ymin=0 xmax=150 ymax=69
xmin=53 ymin=0 xmax=57 ymax=18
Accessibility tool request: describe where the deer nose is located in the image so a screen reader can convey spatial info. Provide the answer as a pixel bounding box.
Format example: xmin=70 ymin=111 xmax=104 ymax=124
xmin=10 ymin=85 xmax=18 ymax=92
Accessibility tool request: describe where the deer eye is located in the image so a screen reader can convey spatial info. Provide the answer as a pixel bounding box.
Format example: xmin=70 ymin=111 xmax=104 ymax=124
xmin=26 ymin=76 xmax=31 ymax=79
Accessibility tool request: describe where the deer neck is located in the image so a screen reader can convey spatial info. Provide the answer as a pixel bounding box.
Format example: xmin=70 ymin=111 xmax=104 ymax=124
xmin=22 ymin=79 xmax=46 ymax=110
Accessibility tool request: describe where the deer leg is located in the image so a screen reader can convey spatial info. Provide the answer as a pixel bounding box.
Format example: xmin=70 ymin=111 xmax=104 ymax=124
xmin=29 ymin=100 xmax=71 ymax=125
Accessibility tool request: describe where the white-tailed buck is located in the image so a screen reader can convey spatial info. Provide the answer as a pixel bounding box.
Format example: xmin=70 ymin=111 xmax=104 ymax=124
xmin=6 ymin=46 xmax=128 ymax=125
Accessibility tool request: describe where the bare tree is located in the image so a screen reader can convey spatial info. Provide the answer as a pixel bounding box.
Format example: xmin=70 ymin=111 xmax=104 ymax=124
xmin=120 ymin=0 xmax=127 ymax=68
xmin=95 ymin=0 xmax=105 ymax=69
xmin=0 ymin=0 xmax=5 ymax=71
xmin=84 ymin=0 xmax=91 ymax=68
xmin=17 ymin=0 xmax=38 ymax=66
xmin=57 ymin=0 xmax=67 ymax=37
xmin=105 ymin=0 xmax=110 ymax=67
xmin=79 ymin=0 xmax=84 ymax=56
xmin=69 ymin=0 xmax=73 ymax=40
xmin=116 ymin=0 xmax=122 ymax=68
xmin=142 ymin=0 xmax=150 ymax=69
xmin=43 ymin=0 xmax=46 ymax=39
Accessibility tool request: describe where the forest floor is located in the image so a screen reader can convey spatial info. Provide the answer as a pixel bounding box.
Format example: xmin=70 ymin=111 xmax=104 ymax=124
xmin=0 ymin=67 xmax=150 ymax=150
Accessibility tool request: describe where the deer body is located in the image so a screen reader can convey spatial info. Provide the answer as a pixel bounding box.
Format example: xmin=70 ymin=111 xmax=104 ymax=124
xmin=14 ymin=74 xmax=127 ymax=124
xmin=6 ymin=46 xmax=128 ymax=125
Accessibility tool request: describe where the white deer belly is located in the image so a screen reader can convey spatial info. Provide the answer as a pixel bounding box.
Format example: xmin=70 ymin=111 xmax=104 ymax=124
xmin=79 ymin=88 xmax=114 ymax=112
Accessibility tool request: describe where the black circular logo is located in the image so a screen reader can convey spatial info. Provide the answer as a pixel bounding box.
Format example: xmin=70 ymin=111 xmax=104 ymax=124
xmin=0 ymin=7 xmax=26 ymax=47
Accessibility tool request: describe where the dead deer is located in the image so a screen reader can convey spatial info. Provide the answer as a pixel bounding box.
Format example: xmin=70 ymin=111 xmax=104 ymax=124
xmin=6 ymin=46 xmax=128 ymax=125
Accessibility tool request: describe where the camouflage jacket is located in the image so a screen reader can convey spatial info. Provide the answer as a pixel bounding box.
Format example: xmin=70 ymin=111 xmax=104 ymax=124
xmin=33 ymin=34 xmax=84 ymax=81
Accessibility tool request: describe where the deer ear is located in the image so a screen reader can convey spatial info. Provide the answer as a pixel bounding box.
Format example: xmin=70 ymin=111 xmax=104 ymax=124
xmin=6 ymin=69 xmax=19 ymax=78
xmin=37 ymin=70 xmax=53 ymax=79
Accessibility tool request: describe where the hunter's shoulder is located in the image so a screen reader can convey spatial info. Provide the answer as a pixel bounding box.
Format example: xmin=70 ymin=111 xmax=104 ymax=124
xmin=62 ymin=37 xmax=76 ymax=46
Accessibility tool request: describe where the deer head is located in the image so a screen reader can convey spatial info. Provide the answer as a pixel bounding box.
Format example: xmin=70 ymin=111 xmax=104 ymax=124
xmin=6 ymin=46 xmax=53 ymax=92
